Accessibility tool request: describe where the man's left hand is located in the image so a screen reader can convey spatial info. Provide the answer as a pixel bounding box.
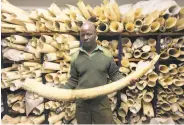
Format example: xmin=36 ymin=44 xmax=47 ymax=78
xmin=129 ymin=79 xmax=138 ymax=86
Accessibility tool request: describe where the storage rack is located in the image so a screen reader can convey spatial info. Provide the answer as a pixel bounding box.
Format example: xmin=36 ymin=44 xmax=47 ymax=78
xmin=1 ymin=32 xmax=184 ymax=124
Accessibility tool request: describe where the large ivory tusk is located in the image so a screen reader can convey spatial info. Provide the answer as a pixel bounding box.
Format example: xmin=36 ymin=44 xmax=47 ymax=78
xmin=97 ymin=22 xmax=109 ymax=32
xmin=21 ymin=55 xmax=159 ymax=101
xmin=167 ymin=48 xmax=180 ymax=57
xmin=125 ymin=22 xmax=135 ymax=32
xmin=109 ymin=21 xmax=124 ymax=32
xmin=165 ymin=17 xmax=177 ymax=29
xmin=143 ymin=101 xmax=154 ymax=117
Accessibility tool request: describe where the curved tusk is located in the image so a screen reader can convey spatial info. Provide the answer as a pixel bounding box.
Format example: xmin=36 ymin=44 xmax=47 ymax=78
xmin=21 ymin=55 xmax=159 ymax=101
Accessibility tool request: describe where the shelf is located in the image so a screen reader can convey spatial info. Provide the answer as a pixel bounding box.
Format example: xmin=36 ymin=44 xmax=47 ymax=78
xmin=1 ymin=32 xmax=184 ymax=37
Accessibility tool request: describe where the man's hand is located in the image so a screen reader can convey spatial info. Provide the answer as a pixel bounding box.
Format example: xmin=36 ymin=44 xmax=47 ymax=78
xmin=129 ymin=79 xmax=138 ymax=86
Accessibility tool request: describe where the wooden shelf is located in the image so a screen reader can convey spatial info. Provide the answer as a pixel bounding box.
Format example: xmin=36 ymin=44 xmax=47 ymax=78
xmin=1 ymin=32 xmax=184 ymax=37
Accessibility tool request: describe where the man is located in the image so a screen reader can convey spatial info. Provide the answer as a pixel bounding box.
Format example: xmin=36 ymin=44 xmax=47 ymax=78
xmin=62 ymin=22 xmax=132 ymax=124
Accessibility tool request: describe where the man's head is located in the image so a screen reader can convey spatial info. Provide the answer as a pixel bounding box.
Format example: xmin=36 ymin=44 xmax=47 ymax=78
xmin=80 ymin=21 xmax=97 ymax=51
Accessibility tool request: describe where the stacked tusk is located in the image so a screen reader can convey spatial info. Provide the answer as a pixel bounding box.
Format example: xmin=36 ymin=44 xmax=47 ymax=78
xmin=1 ymin=0 xmax=184 ymax=33
xmin=122 ymin=37 xmax=156 ymax=60
xmin=160 ymin=37 xmax=184 ymax=60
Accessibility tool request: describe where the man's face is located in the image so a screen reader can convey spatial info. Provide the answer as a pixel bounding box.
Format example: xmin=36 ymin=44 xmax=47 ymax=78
xmin=80 ymin=24 xmax=96 ymax=49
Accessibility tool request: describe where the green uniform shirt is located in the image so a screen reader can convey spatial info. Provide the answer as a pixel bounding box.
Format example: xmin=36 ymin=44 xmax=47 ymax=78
xmin=64 ymin=45 xmax=123 ymax=89
xmin=63 ymin=45 xmax=123 ymax=107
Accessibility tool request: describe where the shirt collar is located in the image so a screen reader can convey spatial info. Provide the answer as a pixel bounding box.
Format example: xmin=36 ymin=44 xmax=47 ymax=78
xmin=80 ymin=45 xmax=103 ymax=53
